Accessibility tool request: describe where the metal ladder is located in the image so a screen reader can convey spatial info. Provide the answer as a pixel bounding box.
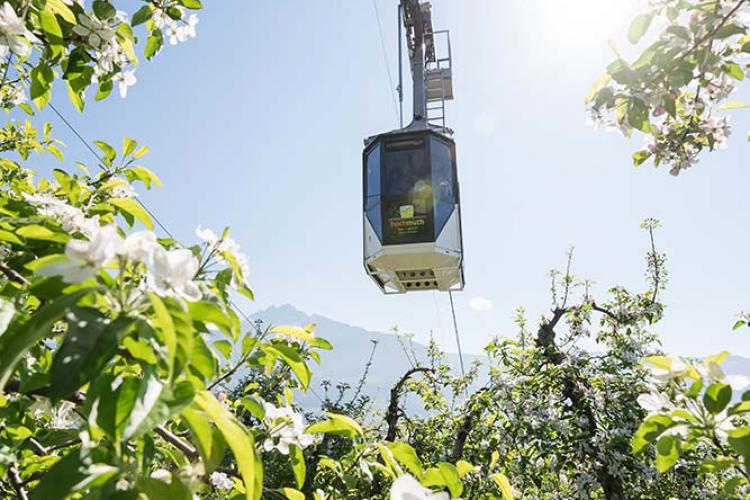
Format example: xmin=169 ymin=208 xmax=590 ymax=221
xmin=424 ymin=29 xmax=453 ymax=131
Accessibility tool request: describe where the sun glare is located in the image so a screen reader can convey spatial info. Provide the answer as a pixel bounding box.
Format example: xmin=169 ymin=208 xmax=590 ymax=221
xmin=538 ymin=0 xmax=640 ymax=46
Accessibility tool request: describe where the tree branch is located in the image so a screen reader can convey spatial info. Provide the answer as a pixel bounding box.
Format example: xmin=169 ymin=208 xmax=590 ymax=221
xmin=7 ymin=464 xmax=29 ymax=500
xmin=155 ymin=425 xmax=199 ymax=461
xmin=450 ymin=387 xmax=488 ymax=461
xmin=535 ymin=309 xmax=624 ymax=499
xmin=0 ymin=262 xmax=29 ymax=286
xmin=384 ymin=367 xmax=432 ymax=442
xmin=646 ymin=0 xmax=748 ymax=86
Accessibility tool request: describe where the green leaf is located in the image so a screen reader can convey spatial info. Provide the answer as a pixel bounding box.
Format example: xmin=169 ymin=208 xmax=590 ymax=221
xmin=145 ymin=29 xmax=164 ymax=59
xmin=436 ymin=462 xmax=462 ymax=498
xmin=719 ymin=101 xmax=750 ymax=111
xmin=50 ymin=308 xmax=134 ymax=400
xmin=388 ymin=442 xmax=423 ymax=478
xmin=213 ymin=339 xmax=233 ymax=359
xmin=189 ymin=301 xmax=237 ymax=340
xmin=267 ymin=343 xmax=311 ymax=389
xmin=46 ymin=0 xmax=76 ymax=24
xmin=93 ymin=0 xmax=116 ymax=20
xmin=723 ymin=62 xmax=745 ymax=81
xmin=133 ymin=145 xmax=150 ymax=159
xmin=66 ymin=80 xmax=84 ymax=112
xmin=30 ymin=62 xmax=54 ymax=109
xmin=306 ymin=412 xmax=363 ymax=438
xmin=491 ymin=472 xmax=514 ymax=500
xmin=110 ymin=197 xmax=153 ymax=230
xmin=270 ymin=325 xmax=316 ymax=344
xmin=585 ymin=73 xmax=611 ymax=104
xmin=40 ymin=9 xmax=64 ymax=60
xmin=194 ymin=390 xmax=260 ymax=500
xmin=455 ymin=460 xmax=475 ymax=478
xmin=132 ymin=5 xmax=153 ymax=26
xmin=734 ymin=320 xmax=747 ymax=330
xmin=632 ymin=414 xmax=675 ymax=453
xmin=127 ymin=166 xmax=162 ymax=189
xmin=632 ymin=150 xmax=652 ymax=166
xmin=0 ymin=290 xmax=90 ymax=391
xmin=93 ymin=140 xmax=116 ymax=163
xmin=17 ymin=224 xmax=69 ymax=243
xmin=728 ymin=426 xmax=750 ymax=457
xmin=628 ymin=14 xmax=653 ymax=44
xmin=31 ymin=450 xmax=118 ymax=500
xmin=279 ymin=489 xmax=305 ymax=500
xmin=715 ymin=23 xmax=746 ymax=39
xmin=0 ymin=229 xmax=22 ymax=244
xmin=148 ymin=293 xmax=176 ymax=376
xmin=703 ymin=383 xmax=732 ymax=415
xmin=290 ymin=444 xmax=306 ymax=489
xmin=122 ymin=370 xmax=194 ymax=440
xmin=189 ymin=331 xmax=217 ymax=382
xmin=140 ymin=473 xmax=192 ymax=500
xmin=655 ymin=434 xmax=680 ymax=472
xmin=181 ymin=406 xmax=227 ymax=472
xmin=179 ymin=0 xmax=203 ymax=8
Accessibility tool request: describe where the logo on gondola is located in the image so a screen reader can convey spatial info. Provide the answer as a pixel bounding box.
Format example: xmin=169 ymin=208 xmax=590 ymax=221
xmin=399 ymin=205 xmax=415 ymax=218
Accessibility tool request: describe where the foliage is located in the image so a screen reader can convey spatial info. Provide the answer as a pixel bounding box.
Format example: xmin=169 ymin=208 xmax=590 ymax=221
xmin=1 ymin=1 xmax=749 ymax=499
xmin=588 ymin=0 xmax=750 ymax=175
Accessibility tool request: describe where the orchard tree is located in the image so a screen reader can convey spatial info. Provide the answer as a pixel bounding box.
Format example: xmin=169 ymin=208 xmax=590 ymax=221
xmin=0 ymin=1 xmax=479 ymax=499
xmin=587 ymin=0 xmax=750 ymax=175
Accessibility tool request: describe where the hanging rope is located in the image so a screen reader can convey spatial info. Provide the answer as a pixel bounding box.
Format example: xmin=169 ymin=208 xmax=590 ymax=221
xmin=371 ymin=0 xmax=400 ymax=125
xmin=45 ymin=102 xmax=257 ymax=327
xmin=448 ymin=289 xmax=466 ymax=376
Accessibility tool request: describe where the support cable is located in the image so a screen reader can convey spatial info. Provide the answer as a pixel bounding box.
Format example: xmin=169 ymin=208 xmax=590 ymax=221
xmin=371 ymin=0 xmax=400 ymax=125
xmin=448 ymin=289 xmax=466 ymax=376
xmin=45 ymin=102 xmax=256 ymax=331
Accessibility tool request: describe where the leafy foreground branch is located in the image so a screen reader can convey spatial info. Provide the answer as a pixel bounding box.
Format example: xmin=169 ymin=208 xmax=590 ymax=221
xmin=0 ymin=0 xmax=749 ymax=499
xmin=587 ymin=0 xmax=750 ymax=175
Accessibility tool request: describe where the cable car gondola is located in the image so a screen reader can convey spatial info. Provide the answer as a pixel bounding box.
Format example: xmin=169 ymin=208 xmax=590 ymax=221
xmin=363 ymin=0 xmax=464 ymax=294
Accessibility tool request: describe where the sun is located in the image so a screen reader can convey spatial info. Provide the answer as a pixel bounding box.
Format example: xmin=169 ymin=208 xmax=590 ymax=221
xmin=537 ymin=0 xmax=641 ymax=47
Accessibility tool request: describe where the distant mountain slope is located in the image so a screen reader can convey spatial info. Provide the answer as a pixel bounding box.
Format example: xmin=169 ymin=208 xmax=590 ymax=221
xmin=248 ymin=304 xmax=478 ymax=409
xmin=246 ymin=304 xmax=750 ymax=409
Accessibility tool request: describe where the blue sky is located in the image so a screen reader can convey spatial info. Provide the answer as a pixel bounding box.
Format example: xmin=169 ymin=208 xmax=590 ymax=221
xmin=39 ymin=0 xmax=750 ymax=357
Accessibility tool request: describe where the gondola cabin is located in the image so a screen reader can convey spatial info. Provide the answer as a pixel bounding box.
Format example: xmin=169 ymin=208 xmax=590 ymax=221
xmin=363 ymin=128 xmax=464 ymax=293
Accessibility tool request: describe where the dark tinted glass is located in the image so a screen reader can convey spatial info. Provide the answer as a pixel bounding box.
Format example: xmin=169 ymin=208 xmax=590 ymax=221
xmin=364 ymin=145 xmax=382 ymax=239
xmin=431 ymin=137 xmax=455 ymax=236
xmin=382 ymin=135 xmax=434 ymax=245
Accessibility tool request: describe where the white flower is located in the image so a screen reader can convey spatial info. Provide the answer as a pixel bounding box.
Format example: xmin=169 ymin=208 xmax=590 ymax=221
xmin=166 ymin=22 xmax=184 ymax=45
xmin=117 ymin=231 xmax=157 ymax=262
xmin=196 ymin=225 xmax=219 ymax=246
xmin=29 ymin=400 xmax=79 ymax=429
xmin=38 ymin=225 xmax=121 ymax=283
xmin=146 ymin=247 xmax=201 ymax=301
xmin=1 ymin=81 xmax=24 ymax=106
xmin=150 ymin=469 xmax=170 ymax=481
xmin=649 ymin=357 xmax=690 ymax=382
xmin=262 ymin=401 xmax=315 ymax=455
xmin=209 ymin=471 xmax=233 ymax=491
xmin=390 ymin=474 xmax=451 ymax=500
xmin=23 ymin=192 xmax=101 ymax=237
xmin=182 ymin=14 xmax=198 ymax=38
xmin=0 ymin=2 xmax=36 ymax=58
xmin=72 ymin=14 xmax=114 ymax=48
xmin=636 ymin=390 xmax=673 ymax=416
xmin=110 ymin=177 xmax=137 ymax=198
xmin=114 ymin=69 xmax=136 ymax=98
xmin=196 ymin=226 xmax=250 ymax=287
xmin=714 ymin=409 xmax=737 ymax=440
